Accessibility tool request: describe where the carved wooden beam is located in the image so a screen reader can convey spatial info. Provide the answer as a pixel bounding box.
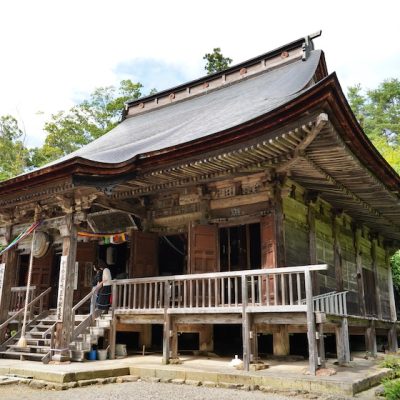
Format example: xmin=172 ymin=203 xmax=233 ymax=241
xmin=94 ymin=197 xmax=146 ymax=219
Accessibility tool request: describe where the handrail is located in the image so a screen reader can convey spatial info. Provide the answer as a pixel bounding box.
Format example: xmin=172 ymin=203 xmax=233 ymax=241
xmin=11 ymin=286 xmax=36 ymax=292
xmin=71 ymin=288 xmax=97 ymax=342
xmin=72 ymin=288 xmax=95 ymax=312
xmin=0 ymin=287 xmax=51 ymax=331
xmin=114 ymin=264 xmax=328 ymax=284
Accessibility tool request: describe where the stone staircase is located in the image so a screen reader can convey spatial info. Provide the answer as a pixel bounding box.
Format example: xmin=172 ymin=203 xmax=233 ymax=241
xmin=0 ymin=310 xmax=112 ymax=363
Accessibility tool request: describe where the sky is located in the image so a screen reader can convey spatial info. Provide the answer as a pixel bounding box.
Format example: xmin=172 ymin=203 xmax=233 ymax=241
xmin=0 ymin=0 xmax=399 ymax=148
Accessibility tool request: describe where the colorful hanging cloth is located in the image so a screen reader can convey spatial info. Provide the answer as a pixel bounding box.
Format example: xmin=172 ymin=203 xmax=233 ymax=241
xmin=0 ymin=220 xmax=41 ymax=256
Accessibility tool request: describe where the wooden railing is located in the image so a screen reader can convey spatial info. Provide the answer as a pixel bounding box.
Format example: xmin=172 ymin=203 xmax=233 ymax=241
xmin=111 ymin=264 xmax=328 ymax=314
xmin=9 ymin=286 xmax=36 ymax=314
xmin=0 ymin=287 xmax=51 ymax=340
xmin=313 ymin=291 xmax=348 ymax=316
xmin=71 ymin=288 xmax=101 ymax=341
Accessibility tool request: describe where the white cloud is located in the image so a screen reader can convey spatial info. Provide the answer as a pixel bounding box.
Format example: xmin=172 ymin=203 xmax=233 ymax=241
xmin=0 ymin=0 xmax=399 ymax=147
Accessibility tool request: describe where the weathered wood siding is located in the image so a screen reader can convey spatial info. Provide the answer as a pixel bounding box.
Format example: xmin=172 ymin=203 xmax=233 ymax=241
xmin=283 ymin=196 xmax=309 ymax=267
xmin=376 ymin=245 xmax=390 ymax=319
xmin=338 ymin=221 xmax=359 ymax=315
xmin=315 ymin=214 xmax=335 ymax=294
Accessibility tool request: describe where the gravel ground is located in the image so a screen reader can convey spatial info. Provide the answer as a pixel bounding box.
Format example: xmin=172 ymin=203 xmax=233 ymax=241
xmin=0 ymin=381 xmax=316 ymax=400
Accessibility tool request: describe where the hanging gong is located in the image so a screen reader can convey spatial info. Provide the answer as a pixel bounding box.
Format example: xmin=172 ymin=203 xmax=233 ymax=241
xmin=32 ymin=231 xmax=50 ymax=258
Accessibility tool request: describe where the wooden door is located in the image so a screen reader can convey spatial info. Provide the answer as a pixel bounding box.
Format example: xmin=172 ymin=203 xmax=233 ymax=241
xmin=74 ymin=242 xmax=98 ymax=304
xmin=189 ymin=224 xmax=218 ymax=274
xmin=31 ymin=247 xmax=54 ymax=308
xmin=129 ymin=231 xmax=158 ymax=278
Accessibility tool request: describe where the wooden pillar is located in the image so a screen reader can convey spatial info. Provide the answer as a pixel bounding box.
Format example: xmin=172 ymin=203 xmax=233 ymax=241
xmin=109 ymin=283 xmax=117 ymax=360
xmin=371 ymin=239 xmax=383 ymax=319
xmin=251 ymin=323 xmax=258 ymax=362
xmin=317 ymin=323 xmax=326 ymax=368
xmin=273 ymin=180 xmax=286 ymax=268
xmin=365 ymin=320 xmax=377 ymax=358
xmin=273 ymin=325 xmax=290 ymax=356
xmin=355 ymin=228 xmax=366 ymax=316
xmin=170 ymin=318 xmax=178 ymax=359
xmin=0 ymin=225 xmax=18 ymax=341
xmin=335 ymin=317 xmax=350 ymax=365
xmin=332 ymin=213 xmax=343 ymax=292
xmin=305 ymin=268 xmax=317 ymax=375
xmin=199 ymin=325 xmax=213 ymax=353
xmin=242 ymin=275 xmax=250 ymax=371
xmin=162 ymin=281 xmax=171 ymax=364
xmin=307 ymin=199 xmax=319 ymax=294
xmin=139 ymin=324 xmax=152 ymax=349
xmin=54 ymin=214 xmax=77 ymax=358
xmin=387 ymin=261 xmax=398 ymax=353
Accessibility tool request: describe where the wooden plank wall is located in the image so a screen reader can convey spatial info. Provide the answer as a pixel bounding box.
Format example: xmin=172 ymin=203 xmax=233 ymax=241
xmin=283 ymin=197 xmax=309 ymax=267
xmin=339 ymin=221 xmax=359 ymax=315
xmin=376 ymin=245 xmax=390 ymax=319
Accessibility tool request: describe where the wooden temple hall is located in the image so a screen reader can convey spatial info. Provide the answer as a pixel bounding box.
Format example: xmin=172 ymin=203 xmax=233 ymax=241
xmin=0 ymin=31 xmax=399 ymax=374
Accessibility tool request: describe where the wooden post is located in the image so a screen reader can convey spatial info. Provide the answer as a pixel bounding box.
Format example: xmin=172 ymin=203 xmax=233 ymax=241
xmin=335 ymin=317 xmax=350 ymax=365
xmin=365 ymin=320 xmax=377 ymax=358
xmin=305 ymin=268 xmax=317 ymax=375
xmin=171 ymin=318 xmax=178 ymax=359
xmin=54 ymin=214 xmax=77 ymax=359
xmin=109 ymin=282 xmax=117 ymax=359
xmin=332 ymin=213 xmax=343 ymax=292
xmin=371 ymin=239 xmax=382 ymax=319
xmin=273 ymin=325 xmax=289 ymax=356
xmin=355 ymin=228 xmax=366 ymax=316
xmin=0 ymin=225 xmax=18 ymax=342
xmin=273 ymin=180 xmax=286 ymax=268
xmin=139 ymin=324 xmax=152 ymax=349
xmin=241 ymin=274 xmax=250 ymax=371
xmin=199 ymin=325 xmax=213 ymax=353
xmin=317 ymin=322 xmax=326 ymax=368
xmin=387 ymin=264 xmax=398 ymax=352
xmin=250 ymin=322 xmax=258 ymax=362
xmin=162 ymin=280 xmax=171 ymax=364
xmin=307 ymin=200 xmax=319 ymax=294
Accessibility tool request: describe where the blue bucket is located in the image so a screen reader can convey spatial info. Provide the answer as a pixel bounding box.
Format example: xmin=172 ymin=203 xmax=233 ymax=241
xmin=87 ymin=350 xmax=97 ymax=361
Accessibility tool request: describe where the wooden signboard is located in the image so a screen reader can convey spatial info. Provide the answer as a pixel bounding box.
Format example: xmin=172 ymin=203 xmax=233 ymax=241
xmin=56 ymin=255 xmax=68 ymax=321
xmin=0 ymin=263 xmax=5 ymax=303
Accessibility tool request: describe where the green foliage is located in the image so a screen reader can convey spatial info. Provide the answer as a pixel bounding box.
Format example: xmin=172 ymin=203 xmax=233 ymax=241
xmin=347 ymin=79 xmax=400 ymax=174
xmin=203 ymin=48 xmax=232 ymax=75
xmin=32 ymin=80 xmax=143 ymax=165
xmin=391 ymin=251 xmax=400 ymax=291
xmin=0 ymin=115 xmax=27 ymax=181
xmin=383 ymin=378 xmax=400 ymax=400
xmin=381 ymin=355 xmax=400 ymax=375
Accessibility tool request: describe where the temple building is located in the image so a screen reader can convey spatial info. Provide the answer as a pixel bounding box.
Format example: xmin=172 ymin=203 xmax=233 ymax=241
xmin=0 ymin=31 xmax=399 ymax=374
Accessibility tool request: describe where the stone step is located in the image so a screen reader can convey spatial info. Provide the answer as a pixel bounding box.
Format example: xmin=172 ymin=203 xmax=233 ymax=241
xmin=0 ymin=350 xmax=47 ymax=361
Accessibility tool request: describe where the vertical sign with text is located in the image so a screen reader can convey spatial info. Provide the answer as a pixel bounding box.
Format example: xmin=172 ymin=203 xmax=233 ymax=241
xmin=56 ymin=256 xmax=68 ymax=321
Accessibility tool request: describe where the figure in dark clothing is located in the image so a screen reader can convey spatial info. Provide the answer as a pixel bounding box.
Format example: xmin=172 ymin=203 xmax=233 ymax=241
xmin=96 ymin=259 xmax=112 ymax=312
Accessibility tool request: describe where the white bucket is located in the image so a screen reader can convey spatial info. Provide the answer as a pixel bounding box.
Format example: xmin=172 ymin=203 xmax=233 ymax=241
xmin=115 ymin=344 xmax=127 ymax=357
xmin=97 ymin=349 xmax=108 ymax=361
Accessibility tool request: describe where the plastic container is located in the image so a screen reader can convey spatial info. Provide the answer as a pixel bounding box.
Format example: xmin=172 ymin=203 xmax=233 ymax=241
xmin=115 ymin=344 xmax=127 ymax=357
xmin=97 ymin=349 xmax=108 ymax=361
xmin=87 ymin=350 xmax=97 ymax=361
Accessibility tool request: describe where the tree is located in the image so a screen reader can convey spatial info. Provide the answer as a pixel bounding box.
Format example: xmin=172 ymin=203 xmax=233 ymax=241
xmin=391 ymin=250 xmax=400 ymax=291
xmin=29 ymin=80 xmax=143 ymax=166
xmin=203 ymin=48 xmax=232 ymax=75
xmin=347 ymin=79 xmax=400 ymax=173
xmin=0 ymin=115 xmax=27 ymax=181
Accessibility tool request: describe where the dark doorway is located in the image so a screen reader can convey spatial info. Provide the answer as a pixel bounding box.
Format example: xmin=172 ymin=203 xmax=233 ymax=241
xmin=257 ymin=333 xmax=273 ymax=355
xmin=98 ymin=243 xmax=128 ymax=279
xmin=219 ymin=223 xmax=261 ymax=272
xmin=116 ymin=331 xmax=139 ymax=353
xmin=49 ymin=253 xmax=61 ymax=308
xmin=214 ymin=324 xmax=242 ymax=356
xmin=152 ymin=324 xmax=163 ymax=352
xmin=158 ymin=234 xmax=186 ymax=276
xmin=178 ymin=333 xmax=199 ymax=352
